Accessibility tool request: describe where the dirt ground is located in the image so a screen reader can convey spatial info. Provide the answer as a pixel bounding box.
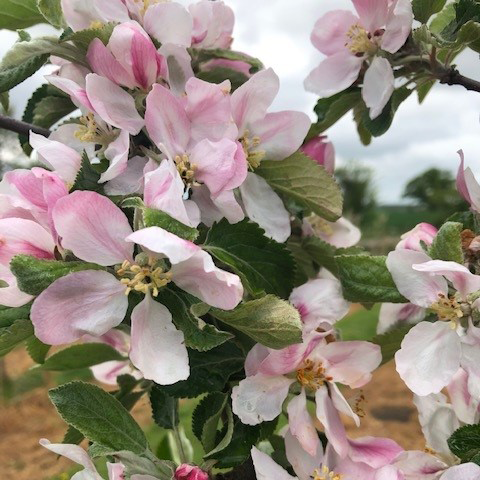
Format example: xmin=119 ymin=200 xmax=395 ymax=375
xmin=0 ymin=348 xmax=424 ymax=479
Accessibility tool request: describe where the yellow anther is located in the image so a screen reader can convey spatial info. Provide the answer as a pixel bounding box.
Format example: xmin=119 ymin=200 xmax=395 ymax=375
xmin=313 ymin=465 xmax=343 ymax=480
xmin=240 ymin=130 xmax=265 ymax=169
xmin=353 ymin=390 xmax=366 ymax=418
xmin=75 ymin=113 xmax=115 ymax=145
xmin=431 ymin=293 xmax=464 ymax=325
xmin=345 ymin=24 xmax=376 ymax=55
xmin=89 ymin=20 xmax=105 ymax=29
xmin=117 ymin=259 xmax=172 ymax=297
xmin=296 ymin=359 xmax=332 ymax=392
xmin=174 ymin=154 xmax=198 ymax=188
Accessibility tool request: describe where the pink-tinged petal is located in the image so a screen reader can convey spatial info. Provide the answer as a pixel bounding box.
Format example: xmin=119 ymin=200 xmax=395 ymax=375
xmin=290 ymin=278 xmax=349 ymax=333
xmin=311 ymin=10 xmax=360 ymax=55
xmin=0 ymin=217 xmax=55 ymax=264
xmin=4 ymin=169 xmax=50 ymax=211
xmin=46 ymin=75 xmax=94 ymax=111
xmin=317 ymin=217 xmax=362 ymax=249
xmin=392 ymin=451 xmax=447 ymax=478
xmin=185 ymin=77 xmax=236 ymax=143
xmin=315 ymin=387 xmax=349 ymax=458
xmin=32 ymin=270 xmax=127 ymax=345
xmin=456 ymin=150 xmax=480 ymax=211
xmin=130 ymin=295 xmax=189 ymax=385
xmin=175 ymin=464 xmax=209 ymax=480
xmin=145 ymin=83 xmax=191 ymax=158
xmin=144 ymin=2 xmax=192 ymax=47
xmin=322 ymin=341 xmax=382 ymax=388
xmin=159 ymin=44 xmax=194 ymax=96
xmin=231 ymin=374 xmax=294 ymax=425
xmin=86 ymin=74 xmax=144 ymax=135
xmin=460 ymin=340 xmax=480 ymax=399
xmin=284 ymin=429 xmax=324 ymax=480
xmin=251 ymin=447 xmax=296 ymax=480
xmin=304 ymin=52 xmax=363 ymax=98
xmin=0 ymin=264 xmax=33 ymax=307
xmin=352 ymin=0 xmax=389 ymax=31
xmin=395 ymin=321 xmax=461 ymax=395
xmin=108 ymin=22 xmax=159 ymax=90
xmin=287 ymin=389 xmax=321 ymax=457
xmin=329 ymin=382 xmax=360 ymax=426
xmin=93 ymin=0 xmax=130 ymax=24
xmin=240 ymin=172 xmax=291 ymax=243
xmin=190 ymin=139 xmax=247 ymax=197
xmin=413 ymin=260 xmax=480 ymax=298
xmin=29 ymin=132 xmax=82 ymax=185
xmin=127 ymin=227 xmax=199 ymax=264
xmin=201 ymin=58 xmax=253 ymax=77
xmin=53 ymin=191 xmax=133 ymax=266
xmin=231 ymin=68 xmax=279 ymax=133
xmin=386 ymin=250 xmax=447 ymax=307
xmin=211 ymin=189 xmax=245 ymax=225
xmin=349 ymin=436 xmax=403 ymax=469
xmin=245 ymin=343 xmax=270 ymax=377
xmin=440 ymin=463 xmax=480 ymax=480
xmin=40 ymin=439 xmax=97 ymax=472
xmin=86 ymin=39 xmax=136 ymax=89
xmin=250 ymin=111 xmax=310 ymax=161
xmin=105 ymin=156 xmax=151 ymax=197
xmin=99 ymin=130 xmax=130 ymax=183
xmin=374 ymin=465 xmax=404 ymax=480
xmin=448 ymin=368 xmax=480 ymax=424
xmin=91 ymin=360 xmax=138 ymax=386
xmin=382 ymin=0 xmax=413 ymax=53
xmin=362 ymin=58 xmax=394 ymax=119
xmin=107 ymin=463 xmax=125 ymax=480
xmin=301 ymin=136 xmax=335 ymax=174
xmin=377 ymin=303 xmax=426 ymax=334
xmin=396 ymin=222 xmax=438 ymax=251
xmin=190 ymin=185 xmax=225 ymax=227
xmin=171 ymin=250 xmax=243 ymax=309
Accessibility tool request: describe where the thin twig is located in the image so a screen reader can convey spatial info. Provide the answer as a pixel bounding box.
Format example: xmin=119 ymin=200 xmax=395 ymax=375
xmin=0 ymin=114 xmax=50 ymax=137
xmin=437 ymin=68 xmax=480 ymax=93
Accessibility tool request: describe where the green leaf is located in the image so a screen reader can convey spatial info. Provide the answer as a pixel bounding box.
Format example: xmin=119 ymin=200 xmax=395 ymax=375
xmin=31 ymin=95 xmax=76 ymax=129
xmin=161 ymin=342 xmax=244 ymax=398
xmin=0 ymin=318 xmax=33 ymax=356
xmin=448 ymin=424 xmax=480 ymax=462
xmin=197 ymin=67 xmax=249 ymax=91
xmin=37 ymin=0 xmax=64 ymax=27
xmin=417 ymin=79 xmax=436 ymax=103
xmin=429 ymin=221 xmax=464 ymax=263
xmin=0 ymin=303 xmax=31 ymax=328
xmin=62 ymin=22 xmax=116 ymax=52
xmin=0 ymin=0 xmax=44 ymax=30
xmin=49 ymin=381 xmax=148 ymax=454
xmin=143 ymin=208 xmax=199 ymax=241
xmin=413 ymin=0 xmax=447 ymax=23
xmin=335 ymin=255 xmax=408 ymax=303
xmin=115 ymin=451 xmax=176 ymax=480
xmin=155 ymin=288 xmax=233 ymax=352
xmin=41 ymin=344 xmax=125 ymax=371
xmin=195 ymin=49 xmax=263 ymax=73
xmin=63 ymin=425 xmax=84 ymax=446
xmin=72 ymin=152 xmax=103 ymax=193
xmin=26 ymin=336 xmax=50 ymax=364
xmin=150 ymin=387 xmax=179 ymax=430
xmin=302 ymin=235 xmax=338 ymax=275
xmin=0 ymin=52 xmax=47 ymax=93
xmin=372 ymin=325 xmax=413 ymax=365
xmin=286 ymin=237 xmax=318 ymax=286
xmin=256 ymin=152 xmax=343 ymax=221
xmin=211 ymin=295 xmax=302 ymax=349
xmin=440 ymin=0 xmax=480 ymax=41
xmin=430 ymin=3 xmax=456 ymax=34
xmin=192 ymin=392 xmax=228 ymax=453
xmin=0 ymin=91 xmax=9 ymax=111
xmin=10 ymin=255 xmax=104 ymax=296
xmin=203 ymin=219 xmax=295 ymax=299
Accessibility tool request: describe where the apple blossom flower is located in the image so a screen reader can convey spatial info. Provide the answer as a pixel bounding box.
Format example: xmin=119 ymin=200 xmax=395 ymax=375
xmin=396 ymin=223 xmax=438 ymax=252
xmin=305 ymin=0 xmax=413 ymax=119
xmin=30 ymin=191 xmax=243 ymax=385
xmin=301 ymin=136 xmax=335 ymax=174
xmin=302 ymin=215 xmax=361 ymax=249
xmin=175 ymin=464 xmax=209 ymax=480
xmin=456 ymin=150 xmax=480 ymax=213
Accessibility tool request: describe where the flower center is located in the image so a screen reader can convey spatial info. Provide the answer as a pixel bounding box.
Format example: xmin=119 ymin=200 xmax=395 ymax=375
xmin=175 ymin=154 xmax=198 ymax=190
xmin=240 ymin=130 xmax=265 ymax=169
xmin=75 ymin=113 xmax=115 ymax=145
xmin=431 ymin=293 xmax=464 ymax=327
xmin=313 ymin=466 xmax=343 ymax=480
xmin=117 ymin=259 xmax=172 ymax=297
xmin=296 ymin=359 xmax=332 ymax=391
xmin=345 ymin=24 xmax=377 ymax=56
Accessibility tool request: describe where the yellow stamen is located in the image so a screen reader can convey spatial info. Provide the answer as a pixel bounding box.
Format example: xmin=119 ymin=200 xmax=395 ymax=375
xmin=174 ymin=154 xmax=198 ymax=188
xmin=307 ymin=214 xmax=334 ymax=237
xmin=431 ymin=293 xmax=463 ymax=327
xmin=240 ymin=130 xmax=265 ymax=169
xmin=345 ymin=24 xmax=376 ymax=55
xmin=353 ymin=390 xmax=366 ymax=418
xmin=117 ymin=259 xmax=172 ymax=297
xmin=89 ymin=20 xmax=104 ymax=29
xmin=75 ymin=113 xmax=115 ymax=145
xmin=296 ymin=359 xmax=332 ymax=391
xmin=134 ymin=0 xmax=164 ymax=15
xmin=313 ymin=465 xmax=343 ymax=480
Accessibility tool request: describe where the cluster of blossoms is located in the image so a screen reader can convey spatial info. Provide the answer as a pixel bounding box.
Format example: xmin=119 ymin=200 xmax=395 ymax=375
xmin=1 ymin=0 xmax=480 ymax=479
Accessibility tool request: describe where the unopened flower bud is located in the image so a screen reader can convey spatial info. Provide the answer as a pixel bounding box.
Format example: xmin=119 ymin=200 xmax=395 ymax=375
xmin=175 ymin=464 xmax=209 ymax=480
xmin=301 ymin=136 xmax=335 ymax=174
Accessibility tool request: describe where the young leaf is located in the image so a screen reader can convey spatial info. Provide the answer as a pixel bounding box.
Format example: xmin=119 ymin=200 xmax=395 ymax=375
xmin=0 ymin=318 xmax=33 ymax=356
xmin=0 ymin=303 xmax=31 ymax=328
xmin=372 ymin=324 xmax=413 ymax=365
xmin=413 ymin=0 xmax=447 ymax=23
xmin=286 ymin=237 xmax=318 ymax=286
xmin=448 ymin=424 xmax=480 ymax=462
xmin=256 ymin=152 xmax=343 ymax=221
xmin=197 ymin=67 xmax=249 ymax=91
xmin=203 ymin=219 xmax=295 ymax=299
xmin=10 ymin=255 xmax=104 ymax=296
xmin=143 ymin=208 xmax=199 ymax=241
xmin=0 ymin=52 xmax=47 ymax=93
xmin=37 ymin=0 xmax=65 ymax=27
xmin=429 ymin=221 xmax=464 ymax=263
xmin=210 ymin=295 xmax=303 ymax=349
xmin=41 ymin=344 xmax=125 ymax=371
xmin=150 ymin=387 xmax=179 ymax=430
xmin=0 ymin=0 xmax=44 ymax=30
xmin=72 ymin=152 xmax=103 ymax=192
xmin=335 ymin=255 xmax=408 ymax=303
xmin=302 ymin=235 xmax=338 ymax=275
xmin=49 ymin=381 xmax=148 ymax=454
xmin=26 ymin=336 xmax=50 ymax=364
xmin=62 ymin=23 xmax=117 ymax=52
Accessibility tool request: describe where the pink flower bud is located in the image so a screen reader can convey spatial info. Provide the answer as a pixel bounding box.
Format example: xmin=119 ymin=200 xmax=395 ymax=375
xmin=175 ymin=464 xmax=209 ymax=480
xmin=301 ymin=136 xmax=335 ymax=174
xmin=396 ymin=222 xmax=438 ymax=251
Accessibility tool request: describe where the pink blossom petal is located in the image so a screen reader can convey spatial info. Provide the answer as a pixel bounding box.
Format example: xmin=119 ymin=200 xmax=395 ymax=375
xmin=91 ymin=360 xmax=138 ymax=386
xmin=86 ymin=74 xmax=144 ymax=135
xmin=46 ymin=74 xmax=94 ymax=111
xmin=130 ymin=295 xmax=189 ymax=385
xmin=377 ymin=303 xmax=426 ymax=334
xmin=245 ymin=343 xmax=270 ymax=377
xmin=251 ymin=447 xmax=296 ymax=480
xmin=40 ymin=439 xmax=97 ymax=472
xmin=99 ymin=130 xmax=131 ymax=183
xmin=382 ymin=0 xmax=414 ymax=53
xmin=239 ymin=172 xmax=291 ymax=243
xmin=284 ymin=429 xmax=324 ymax=480
xmin=395 ymin=321 xmax=461 ymax=395
xmin=144 ymin=2 xmax=193 ymax=47
xmin=171 ymin=250 xmax=243 ymax=310
xmin=231 ymin=68 xmax=280 ymax=133
xmin=231 ymin=374 xmax=294 ymax=425
xmin=304 ymin=52 xmax=363 ymax=98
xmin=352 ymin=0 xmax=389 ymax=32
xmin=374 ymin=465 xmax=404 ymax=480
xmin=107 ymin=463 xmax=126 ymax=480
xmin=53 ymin=191 xmax=134 ymax=266
xmin=287 ymin=389 xmax=321 ymax=457
xmin=145 ymin=83 xmax=191 ymax=157
xmin=127 ymin=227 xmax=199 ymax=264
xmin=250 ymin=111 xmax=310 ymax=161
xmin=329 ymin=382 xmax=360 ymax=426
xmin=456 ymin=150 xmax=480 ymax=211
xmin=31 ymin=270 xmax=128 ymax=345
xmin=392 ymin=451 xmax=447 ymax=478
xmin=0 ymin=264 xmax=33 ymax=307
xmin=348 ymin=436 xmax=403 ymax=469
xmin=159 ymin=44 xmax=194 ymax=96
xmin=447 ymin=368 xmax=480 ymax=425
xmin=210 ymin=189 xmax=245 ymax=225
xmin=362 ymin=57 xmax=394 ymax=119
xmin=301 ymin=136 xmax=336 ymax=174
xmin=386 ymin=250 xmax=448 ymax=308
xmin=440 ymin=463 xmax=480 ymax=480
xmin=396 ymin=222 xmax=438 ymax=251
xmin=104 ymin=156 xmax=149 ymax=197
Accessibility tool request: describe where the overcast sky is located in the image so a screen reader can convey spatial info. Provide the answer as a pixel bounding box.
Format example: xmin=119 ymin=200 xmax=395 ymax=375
xmin=2 ymin=0 xmax=480 ymax=203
